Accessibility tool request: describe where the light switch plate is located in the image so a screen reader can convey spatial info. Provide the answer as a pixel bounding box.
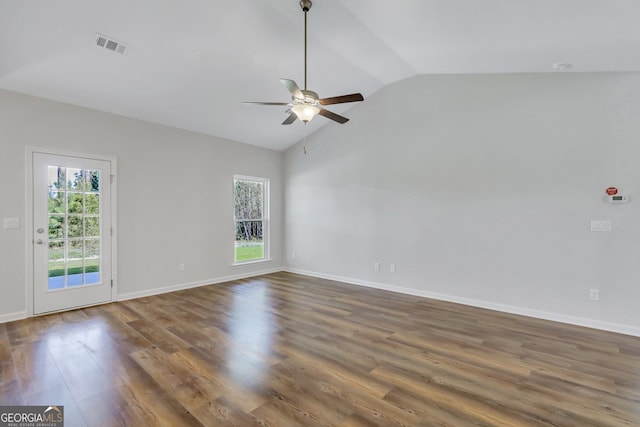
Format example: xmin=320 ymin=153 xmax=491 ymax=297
xmin=590 ymin=220 xmax=612 ymax=232
xmin=3 ymin=217 xmax=19 ymax=229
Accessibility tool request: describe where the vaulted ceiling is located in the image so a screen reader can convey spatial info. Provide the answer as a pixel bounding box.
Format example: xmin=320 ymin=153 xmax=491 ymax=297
xmin=1 ymin=0 xmax=639 ymax=151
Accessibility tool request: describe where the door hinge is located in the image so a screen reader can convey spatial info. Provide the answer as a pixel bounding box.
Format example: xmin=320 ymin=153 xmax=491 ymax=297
xmin=110 ymin=174 xmax=115 ymax=184
xmin=111 ymin=279 xmax=114 ymax=288
xmin=110 ymin=227 xmax=113 ymax=236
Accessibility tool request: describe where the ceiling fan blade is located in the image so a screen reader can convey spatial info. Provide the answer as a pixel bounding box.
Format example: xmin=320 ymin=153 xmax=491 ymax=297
xmin=318 ymin=93 xmax=364 ymax=106
xmin=318 ymin=108 xmax=349 ymax=124
xmin=242 ymin=102 xmax=289 ymax=106
xmin=282 ymin=113 xmax=297 ymax=125
xmin=280 ymin=79 xmax=304 ymax=99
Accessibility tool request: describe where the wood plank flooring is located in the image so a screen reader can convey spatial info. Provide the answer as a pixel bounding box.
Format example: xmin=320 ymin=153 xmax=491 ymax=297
xmin=1 ymin=272 xmax=640 ymax=426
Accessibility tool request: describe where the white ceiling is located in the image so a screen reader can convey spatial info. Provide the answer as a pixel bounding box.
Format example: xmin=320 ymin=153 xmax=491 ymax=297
xmin=1 ymin=0 xmax=639 ymax=151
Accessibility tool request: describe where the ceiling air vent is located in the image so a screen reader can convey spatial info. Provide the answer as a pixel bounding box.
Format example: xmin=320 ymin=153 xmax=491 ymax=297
xmin=95 ymin=33 xmax=128 ymax=55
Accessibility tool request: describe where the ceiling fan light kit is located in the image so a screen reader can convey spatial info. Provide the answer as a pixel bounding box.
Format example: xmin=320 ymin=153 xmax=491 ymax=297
xmin=243 ymin=0 xmax=364 ymax=125
xmin=291 ymin=104 xmax=320 ymax=122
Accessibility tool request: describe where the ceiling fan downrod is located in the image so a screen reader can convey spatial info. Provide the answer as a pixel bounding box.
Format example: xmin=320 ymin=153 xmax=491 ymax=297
xmin=300 ymin=0 xmax=312 ymax=90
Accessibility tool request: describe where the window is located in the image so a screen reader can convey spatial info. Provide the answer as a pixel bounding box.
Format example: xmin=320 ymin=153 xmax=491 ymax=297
xmin=234 ymin=176 xmax=269 ymax=263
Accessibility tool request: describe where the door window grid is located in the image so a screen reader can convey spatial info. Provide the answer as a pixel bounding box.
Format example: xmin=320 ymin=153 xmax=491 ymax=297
xmin=47 ymin=166 xmax=101 ymax=290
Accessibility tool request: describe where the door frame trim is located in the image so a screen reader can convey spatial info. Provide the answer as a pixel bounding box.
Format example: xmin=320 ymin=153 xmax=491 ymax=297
xmin=25 ymin=146 xmax=118 ymax=316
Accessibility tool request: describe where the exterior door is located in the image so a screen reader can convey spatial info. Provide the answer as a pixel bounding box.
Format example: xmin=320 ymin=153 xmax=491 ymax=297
xmin=32 ymin=152 xmax=113 ymax=314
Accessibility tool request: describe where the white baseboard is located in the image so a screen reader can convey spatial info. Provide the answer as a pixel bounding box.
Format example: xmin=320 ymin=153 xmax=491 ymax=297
xmin=7 ymin=267 xmax=639 ymax=338
xmin=285 ymin=267 xmax=640 ymax=338
xmin=117 ymin=267 xmax=283 ymax=301
xmin=0 ymin=311 xmax=27 ymax=324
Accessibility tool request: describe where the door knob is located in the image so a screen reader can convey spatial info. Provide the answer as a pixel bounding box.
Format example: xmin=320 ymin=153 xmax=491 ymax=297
xmin=36 ymin=228 xmax=44 ymax=233
xmin=36 ymin=239 xmax=43 ymax=245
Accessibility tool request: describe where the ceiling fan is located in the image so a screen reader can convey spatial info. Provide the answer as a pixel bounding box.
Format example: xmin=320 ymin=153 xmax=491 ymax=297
xmin=243 ymin=0 xmax=364 ymax=125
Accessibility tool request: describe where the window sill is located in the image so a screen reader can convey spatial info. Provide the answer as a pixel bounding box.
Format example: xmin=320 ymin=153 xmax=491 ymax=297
xmin=232 ymin=258 xmax=273 ymax=267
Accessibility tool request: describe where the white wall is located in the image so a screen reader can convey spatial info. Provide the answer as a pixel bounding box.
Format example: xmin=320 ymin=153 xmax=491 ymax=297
xmin=284 ymin=72 xmax=640 ymax=335
xmin=0 ymin=89 xmax=283 ymax=321
xmin=4 ymin=73 xmax=640 ymax=335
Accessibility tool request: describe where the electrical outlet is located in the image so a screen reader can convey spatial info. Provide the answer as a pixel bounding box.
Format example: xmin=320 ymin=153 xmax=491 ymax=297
xmin=390 ymin=264 xmax=396 ymax=273
xmin=589 ymin=289 xmax=600 ymax=301
xmin=374 ymin=262 xmax=380 ymax=271
xmin=179 ymin=263 xmax=186 ymax=271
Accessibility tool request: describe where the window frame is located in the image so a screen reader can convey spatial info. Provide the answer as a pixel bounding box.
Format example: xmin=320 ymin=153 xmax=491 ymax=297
xmin=233 ymin=175 xmax=270 ymax=265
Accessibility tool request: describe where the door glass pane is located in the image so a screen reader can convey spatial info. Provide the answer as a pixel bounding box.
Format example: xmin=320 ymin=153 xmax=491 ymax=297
xmin=68 ymin=216 xmax=83 ymax=238
xmin=48 ymin=192 xmax=64 ymax=214
xmin=67 ymin=168 xmax=84 ymax=191
xmin=67 ymin=193 xmax=83 ymax=213
xmin=85 ymin=217 xmax=99 ymax=237
xmin=87 ymin=170 xmax=100 ymax=192
xmin=48 ymin=216 xmax=64 ymax=239
xmin=85 ymin=194 xmax=100 ymax=214
xmin=48 ymin=240 xmax=65 ymax=290
xmin=85 ymin=239 xmax=100 ymax=284
xmin=48 ymin=166 xmax=66 ymax=191
xmin=68 ymin=240 xmax=84 ymax=287
xmin=68 ymin=239 xmax=83 ymax=260
xmin=46 ymin=165 xmax=102 ymax=290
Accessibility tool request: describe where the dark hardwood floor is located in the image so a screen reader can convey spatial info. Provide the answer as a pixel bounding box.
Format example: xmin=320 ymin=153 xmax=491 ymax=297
xmin=1 ymin=272 xmax=639 ymax=426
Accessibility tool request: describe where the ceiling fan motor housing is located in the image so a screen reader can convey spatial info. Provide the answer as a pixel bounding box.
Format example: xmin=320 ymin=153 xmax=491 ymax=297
xmin=297 ymin=90 xmax=319 ymax=105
